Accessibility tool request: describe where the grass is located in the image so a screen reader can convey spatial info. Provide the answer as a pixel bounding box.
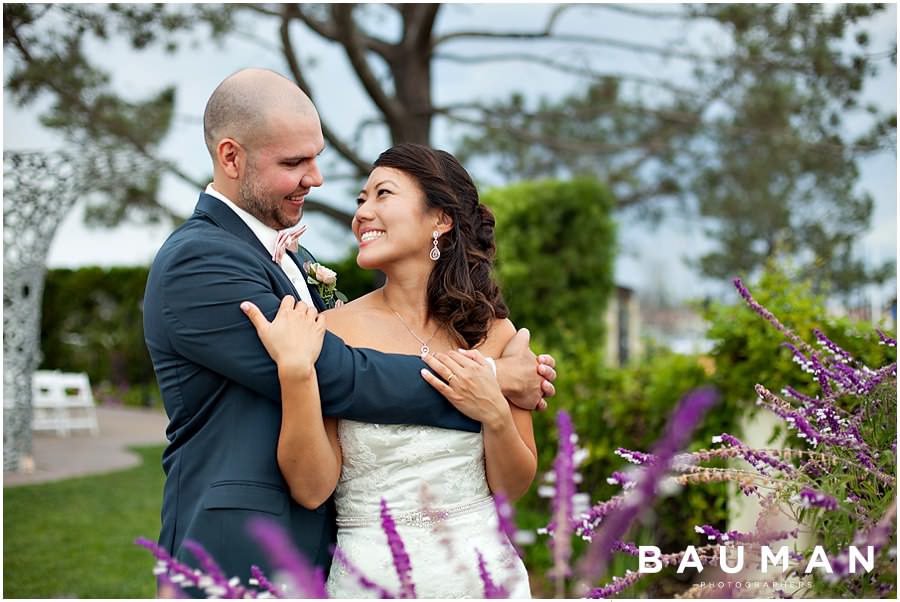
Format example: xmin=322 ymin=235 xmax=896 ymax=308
xmin=4 ymin=445 xmax=166 ymax=598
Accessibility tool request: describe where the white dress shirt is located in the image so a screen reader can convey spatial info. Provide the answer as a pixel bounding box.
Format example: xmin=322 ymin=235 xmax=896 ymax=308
xmin=204 ymin=184 xmax=315 ymax=308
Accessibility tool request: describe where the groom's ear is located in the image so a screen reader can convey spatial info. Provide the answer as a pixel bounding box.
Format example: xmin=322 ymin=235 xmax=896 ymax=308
xmin=217 ymin=138 xmax=244 ymax=179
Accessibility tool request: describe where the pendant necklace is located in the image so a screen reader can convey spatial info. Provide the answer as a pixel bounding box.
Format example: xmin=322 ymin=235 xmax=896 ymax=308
xmin=383 ymin=289 xmax=439 ymax=358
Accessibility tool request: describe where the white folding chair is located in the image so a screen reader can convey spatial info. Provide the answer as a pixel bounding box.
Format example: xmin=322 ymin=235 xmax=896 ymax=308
xmin=31 ymin=371 xmax=100 ymax=436
xmin=31 ymin=370 xmax=68 ymax=435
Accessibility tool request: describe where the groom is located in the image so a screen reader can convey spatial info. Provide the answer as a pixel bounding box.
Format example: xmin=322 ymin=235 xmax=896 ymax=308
xmin=143 ymin=68 xmax=557 ymax=586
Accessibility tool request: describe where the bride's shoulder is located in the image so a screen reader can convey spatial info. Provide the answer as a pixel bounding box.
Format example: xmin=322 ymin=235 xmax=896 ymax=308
xmin=477 ymin=317 xmax=517 ymax=356
xmin=321 ymin=290 xmax=385 ymax=335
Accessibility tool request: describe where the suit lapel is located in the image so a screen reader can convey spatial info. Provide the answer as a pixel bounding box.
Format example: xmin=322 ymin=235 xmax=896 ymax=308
xmin=192 ymin=193 xmax=302 ymax=298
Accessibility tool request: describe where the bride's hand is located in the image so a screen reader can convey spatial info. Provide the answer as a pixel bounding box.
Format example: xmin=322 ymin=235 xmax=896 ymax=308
xmin=241 ymin=296 xmax=326 ymax=377
xmin=421 ymin=349 xmax=512 ymax=431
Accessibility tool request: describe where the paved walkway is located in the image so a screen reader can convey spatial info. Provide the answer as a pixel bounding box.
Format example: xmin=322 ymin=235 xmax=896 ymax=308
xmin=3 ymin=405 xmax=169 ymax=487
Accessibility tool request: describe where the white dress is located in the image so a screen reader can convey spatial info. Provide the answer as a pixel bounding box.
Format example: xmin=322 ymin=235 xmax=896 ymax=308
xmin=325 ymin=420 xmax=532 ymax=598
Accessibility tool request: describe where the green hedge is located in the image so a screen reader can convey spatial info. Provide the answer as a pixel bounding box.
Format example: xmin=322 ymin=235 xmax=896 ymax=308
xmin=41 ymin=266 xmax=158 ymax=406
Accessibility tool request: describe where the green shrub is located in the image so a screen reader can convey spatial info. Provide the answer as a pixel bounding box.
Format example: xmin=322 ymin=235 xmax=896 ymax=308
xmin=485 ymin=177 xmax=616 ymax=355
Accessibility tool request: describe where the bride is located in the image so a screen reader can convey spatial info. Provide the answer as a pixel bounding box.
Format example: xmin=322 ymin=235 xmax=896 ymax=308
xmin=242 ymin=143 xmax=535 ymax=597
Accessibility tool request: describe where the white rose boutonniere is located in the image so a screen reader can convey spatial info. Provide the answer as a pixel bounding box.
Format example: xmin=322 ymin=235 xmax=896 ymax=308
xmin=303 ymin=261 xmax=348 ymax=309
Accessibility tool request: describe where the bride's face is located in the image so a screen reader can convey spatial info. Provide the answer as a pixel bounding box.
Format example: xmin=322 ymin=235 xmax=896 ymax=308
xmin=352 ymin=166 xmax=441 ymax=271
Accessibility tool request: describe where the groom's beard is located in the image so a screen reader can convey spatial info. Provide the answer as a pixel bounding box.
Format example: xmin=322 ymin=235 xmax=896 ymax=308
xmin=239 ymin=169 xmax=301 ymax=231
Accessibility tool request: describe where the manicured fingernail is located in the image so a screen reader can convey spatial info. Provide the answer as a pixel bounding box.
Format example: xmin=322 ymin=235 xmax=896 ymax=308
xmin=458 ymin=348 xmax=466 ymax=353
xmin=240 ymin=302 xmax=250 ymax=311
xmin=420 ymin=368 xmax=429 ymax=377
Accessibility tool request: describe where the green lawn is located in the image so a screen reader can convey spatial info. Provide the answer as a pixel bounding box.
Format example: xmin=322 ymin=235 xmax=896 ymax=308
xmin=4 ymin=445 xmax=166 ymax=598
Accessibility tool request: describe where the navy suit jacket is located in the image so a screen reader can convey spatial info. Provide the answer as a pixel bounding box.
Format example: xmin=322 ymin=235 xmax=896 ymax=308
xmin=143 ymin=193 xmax=479 ymax=583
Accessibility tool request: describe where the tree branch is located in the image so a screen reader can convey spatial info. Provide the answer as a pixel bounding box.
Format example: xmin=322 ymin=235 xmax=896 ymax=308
xmin=303 ymin=197 xmax=354 ymax=227
xmin=279 ymin=5 xmax=370 ymax=175
xmin=593 ymin=3 xmax=693 ymax=20
xmin=433 ymin=52 xmax=697 ymax=97
xmin=403 ymin=4 xmax=440 ymax=53
xmin=331 ymin=4 xmax=403 ymax=125
xmin=432 ymin=29 xmax=710 ymax=63
xmin=290 ymin=4 xmax=393 ymax=59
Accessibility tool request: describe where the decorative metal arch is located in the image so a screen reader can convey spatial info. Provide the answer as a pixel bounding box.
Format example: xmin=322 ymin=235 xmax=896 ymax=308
xmin=3 ymin=151 xmax=86 ymax=471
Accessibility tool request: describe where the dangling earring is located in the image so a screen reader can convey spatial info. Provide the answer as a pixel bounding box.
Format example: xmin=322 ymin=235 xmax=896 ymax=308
xmin=430 ymin=230 xmax=441 ymax=261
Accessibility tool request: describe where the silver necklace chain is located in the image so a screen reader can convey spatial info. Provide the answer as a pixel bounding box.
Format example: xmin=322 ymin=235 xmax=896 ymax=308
xmin=383 ymin=289 xmax=439 ymax=358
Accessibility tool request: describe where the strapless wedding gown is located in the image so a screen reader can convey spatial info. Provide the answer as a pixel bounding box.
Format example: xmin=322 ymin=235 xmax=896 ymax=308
xmin=325 ymin=420 xmax=531 ymax=598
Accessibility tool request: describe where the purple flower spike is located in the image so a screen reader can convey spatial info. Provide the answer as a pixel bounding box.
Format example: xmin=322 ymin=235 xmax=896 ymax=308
xmin=587 ymin=570 xmax=643 ymax=598
xmin=246 ymin=517 xmax=329 ymax=598
xmin=380 ymin=498 xmax=417 ymax=599
xmin=250 ymin=565 xmax=283 ymax=598
xmin=493 ymin=493 xmax=521 ymax=557
xmin=794 ymin=487 xmax=839 ymax=511
xmin=548 ymin=410 xmax=577 ymax=593
xmin=135 ymin=537 xmax=206 ymax=595
xmin=576 ymin=388 xmax=718 ymax=591
xmin=733 ymin=278 xmax=812 ymax=353
xmin=549 ymin=410 xmax=575 ymax=597
xmin=813 ymin=328 xmax=856 ymax=364
xmin=613 ymin=448 xmax=657 ymax=465
xmin=181 ymin=540 xmax=243 ymax=598
xmin=876 ymin=329 xmax=897 ymax=347
xmin=475 ymin=549 xmax=509 ymax=599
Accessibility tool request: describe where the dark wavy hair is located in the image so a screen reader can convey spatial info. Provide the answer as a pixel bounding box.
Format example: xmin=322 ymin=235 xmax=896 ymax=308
xmin=373 ymin=143 xmax=509 ymax=349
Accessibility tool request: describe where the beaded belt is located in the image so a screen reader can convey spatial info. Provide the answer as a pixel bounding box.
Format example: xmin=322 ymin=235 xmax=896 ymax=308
xmin=336 ymin=495 xmax=495 ymax=529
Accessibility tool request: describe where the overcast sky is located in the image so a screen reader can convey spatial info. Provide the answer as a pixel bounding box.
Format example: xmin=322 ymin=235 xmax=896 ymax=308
xmin=3 ymin=3 xmax=897 ymax=305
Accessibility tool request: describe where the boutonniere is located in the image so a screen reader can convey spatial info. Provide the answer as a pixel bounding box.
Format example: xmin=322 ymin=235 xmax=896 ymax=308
xmin=303 ymin=261 xmax=348 ymax=309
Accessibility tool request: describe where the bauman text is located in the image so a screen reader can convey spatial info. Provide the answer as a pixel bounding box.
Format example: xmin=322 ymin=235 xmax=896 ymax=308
xmin=637 ymin=545 xmax=875 ymax=574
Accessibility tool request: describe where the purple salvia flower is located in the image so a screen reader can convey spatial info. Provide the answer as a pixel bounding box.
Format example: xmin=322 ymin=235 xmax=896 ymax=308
xmin=575 ymin=388 xmax=718 ymax=592
xmin=586 ymin=570 xmax=643 ymax=598
xmin=135 ymin=537 xmax=208 ymax=595
xmin=548 ymin=410 xmax=576 ymax=593
xmin=475 ymin=549 xmax=508 ymax=599
xmin=784 ymin=385 xmax=820 ymax=406
xmin=246 ymin=517 xmax=329 ymax=598
xmin=157 ymin=572 xmax=189 ymax=599
xmin=733 ymin=278 xmax=814 ymax=354
xmin=249 ymin=565 xmax=283 ymax=599
xmin=807 ymin=354 xmax=833 ymax=397
xmin=493 ymin=493 xmax=521 ymax=557
xmin=813 ymin=328 xmax=856 ymax=364
xmin=794 ymin=487 xmax=839 ymax=511
xmin=611 ymin=540 xmax=639 ymax=556
xmin=380 ymin=498 xmax=417 ymax=599
xmin=181 ymin=539 xmax=245 ymax=598
xmin=331 ymin=546 xmax=395 ymax=598
xmin=694 ymin=524 xmax=723 ymax=542
xmin=572 ymin=495 xmax=626 ymax=540
xmin=876 ymin=329 xmax=896 ymax=347
xmin=740 ymin=483 xmax=759 ymax=496
xmin=605 ymin=471 xmax=635 ymax=489
xmin=713 ymin=432 xmax=794 ymax=474
xmin=613 ymin=448 xmax=656 ymax=465
xmin=712 ymin=432 xmax=745 ymax=448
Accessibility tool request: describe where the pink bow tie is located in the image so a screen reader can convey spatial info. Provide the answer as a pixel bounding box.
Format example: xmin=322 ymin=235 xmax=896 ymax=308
xmin=272 ymin=224 xmax=308 ymax=263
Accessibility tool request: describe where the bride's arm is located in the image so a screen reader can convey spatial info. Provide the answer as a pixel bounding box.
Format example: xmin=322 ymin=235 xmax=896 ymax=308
xmin=421 ymin=320 xmax=537 ymax=500
xmin=276 ymin=374 xmax=341 ymax=509
xmin=240 ymin=297 xmax=342 ymax=509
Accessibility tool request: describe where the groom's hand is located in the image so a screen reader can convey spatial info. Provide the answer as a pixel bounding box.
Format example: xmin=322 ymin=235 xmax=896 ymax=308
xmin=496 ymin=328 xmax=557 ymax=412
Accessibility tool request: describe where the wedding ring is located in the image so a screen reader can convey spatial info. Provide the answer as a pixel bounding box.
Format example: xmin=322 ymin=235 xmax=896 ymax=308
xmin=446 ymin=373 xmax=455 ymax=382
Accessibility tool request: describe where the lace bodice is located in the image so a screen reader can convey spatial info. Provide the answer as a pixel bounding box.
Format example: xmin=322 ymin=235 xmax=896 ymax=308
xmin=334 ymin=420 xmax=490 ymax=518
xmin=327 ymin=420 xmax=530 ymax=598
